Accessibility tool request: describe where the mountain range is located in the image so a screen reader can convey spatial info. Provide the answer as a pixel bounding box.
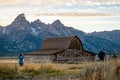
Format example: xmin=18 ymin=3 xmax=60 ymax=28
xmin=0 ymin=13 xmax=120 ymax=56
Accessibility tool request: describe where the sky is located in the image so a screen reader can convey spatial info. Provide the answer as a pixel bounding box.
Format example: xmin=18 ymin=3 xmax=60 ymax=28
xmin=0 ymin=0 xmax=120 ymax=33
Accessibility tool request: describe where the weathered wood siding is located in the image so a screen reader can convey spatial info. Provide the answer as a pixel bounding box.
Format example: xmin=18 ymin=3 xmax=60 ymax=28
xmin=25 ymin=55 xmax=55 ymax=63
xmin=56 ymin=49 xmax=95 ymax=63
xmin=57 ymin=56 xmax=95 ymax=63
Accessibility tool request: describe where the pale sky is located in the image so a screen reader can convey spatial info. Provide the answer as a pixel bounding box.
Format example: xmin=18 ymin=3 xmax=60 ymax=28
xmin=0 ymin=0 xmax=120 ymax=32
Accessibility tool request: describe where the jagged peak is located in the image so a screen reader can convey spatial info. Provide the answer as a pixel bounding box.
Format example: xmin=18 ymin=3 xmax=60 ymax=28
xmin=10 ymin=13 xmax=30 ymax=26
xmin=52 ymin=19 xmax=63 ymax=26
xmin=33 ymin=19 xmax=43 ymax=23
xmin=31 ymin=19 xmax=45 ymax=26
xmin=18 ymin=13 xmax=25 ymax=17
xmin=9 ymin=13 xmax=30 ymax=29
xmin=14 ymin=13 xmax=26 ymax=22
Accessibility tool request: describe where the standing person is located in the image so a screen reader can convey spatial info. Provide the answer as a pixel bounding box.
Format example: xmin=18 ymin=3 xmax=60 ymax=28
xmin=18 ymin=54 xmax=24 ymax=66
xmin=98 ymin=50 xmax=106 ymax=61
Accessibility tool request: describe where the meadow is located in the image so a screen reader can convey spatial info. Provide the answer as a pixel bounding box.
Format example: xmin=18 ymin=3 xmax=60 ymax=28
xmin=0 ymin=59 xmax=120 ymax=80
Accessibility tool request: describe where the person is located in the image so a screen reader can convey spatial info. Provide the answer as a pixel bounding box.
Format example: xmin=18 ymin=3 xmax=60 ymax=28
xmin=18 ymin=54 xmax=24 ymax=66
xmin=98 ymin=50 xmax=106 ymax=61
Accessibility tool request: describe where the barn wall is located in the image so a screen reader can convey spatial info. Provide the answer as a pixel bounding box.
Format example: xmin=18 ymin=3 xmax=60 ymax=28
xmin=83 ymin=51 xmax=95 ymax=56
xmin=56 ymin=49 xmax=95 ymax=63
xmin=25 ymin=55 xmax=55 ymax=63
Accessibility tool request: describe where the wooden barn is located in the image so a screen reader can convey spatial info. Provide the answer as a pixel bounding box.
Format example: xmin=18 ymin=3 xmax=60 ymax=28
xmin=25 ymin=36 xmax=96 ymax=63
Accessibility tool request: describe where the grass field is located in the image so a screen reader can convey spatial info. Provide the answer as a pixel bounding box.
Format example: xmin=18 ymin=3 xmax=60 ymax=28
xmin=0 ymin=59 xmax=120 ymax=80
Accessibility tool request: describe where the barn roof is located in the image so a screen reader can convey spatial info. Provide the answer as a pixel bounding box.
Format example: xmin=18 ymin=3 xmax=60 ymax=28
xmin=25 ymin=50 xmax=64 ymax=55
xmin=40 ymin=36 xmax=82 ymax=50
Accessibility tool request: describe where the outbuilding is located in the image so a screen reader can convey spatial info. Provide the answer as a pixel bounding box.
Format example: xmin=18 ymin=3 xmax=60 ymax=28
xmin=25 ymin=36 xmax=96 ymax=63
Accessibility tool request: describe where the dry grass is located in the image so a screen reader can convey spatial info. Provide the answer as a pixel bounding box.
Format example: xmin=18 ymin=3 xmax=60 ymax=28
xmin=0 ymin=59 xmax=120 ymax=80
xmin=0 ymin=59 xmax=18 ymax=63
xmin=80 ymin=59 xmax=120 ymax=80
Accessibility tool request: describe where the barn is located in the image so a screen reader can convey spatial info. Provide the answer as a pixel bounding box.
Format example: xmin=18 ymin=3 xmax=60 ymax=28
xmin=25 ymin=36 xmax=96 ymax=63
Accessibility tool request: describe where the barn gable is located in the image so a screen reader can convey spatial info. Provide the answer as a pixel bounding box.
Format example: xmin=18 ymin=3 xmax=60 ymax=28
xmin=68 ymin=36 xmax=83 ymax=50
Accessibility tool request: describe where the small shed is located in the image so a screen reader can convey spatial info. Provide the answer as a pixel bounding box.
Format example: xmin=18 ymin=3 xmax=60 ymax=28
xmin=25 ymin=36 xmax=96 ymax=63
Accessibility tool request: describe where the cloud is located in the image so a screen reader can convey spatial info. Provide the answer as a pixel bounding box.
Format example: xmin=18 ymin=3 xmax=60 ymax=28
xmin=0 ymin=0 xmax=120 ymax=6
xmin=33 ymin=12 xmax=113 ymax=17
xmin=0 ymin=0 xmax=120 ymax=17
xmin=0 ymin=0 xmax=27 ymax=6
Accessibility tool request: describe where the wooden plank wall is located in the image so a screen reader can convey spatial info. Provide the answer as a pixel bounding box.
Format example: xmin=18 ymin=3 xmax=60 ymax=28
xmin=25 ymin=55 xmax=53 ymax=63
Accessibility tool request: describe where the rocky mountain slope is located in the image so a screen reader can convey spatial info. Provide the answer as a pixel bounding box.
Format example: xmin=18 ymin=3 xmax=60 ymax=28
xmin=0 ymin=14 xmax=120 ymax=56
